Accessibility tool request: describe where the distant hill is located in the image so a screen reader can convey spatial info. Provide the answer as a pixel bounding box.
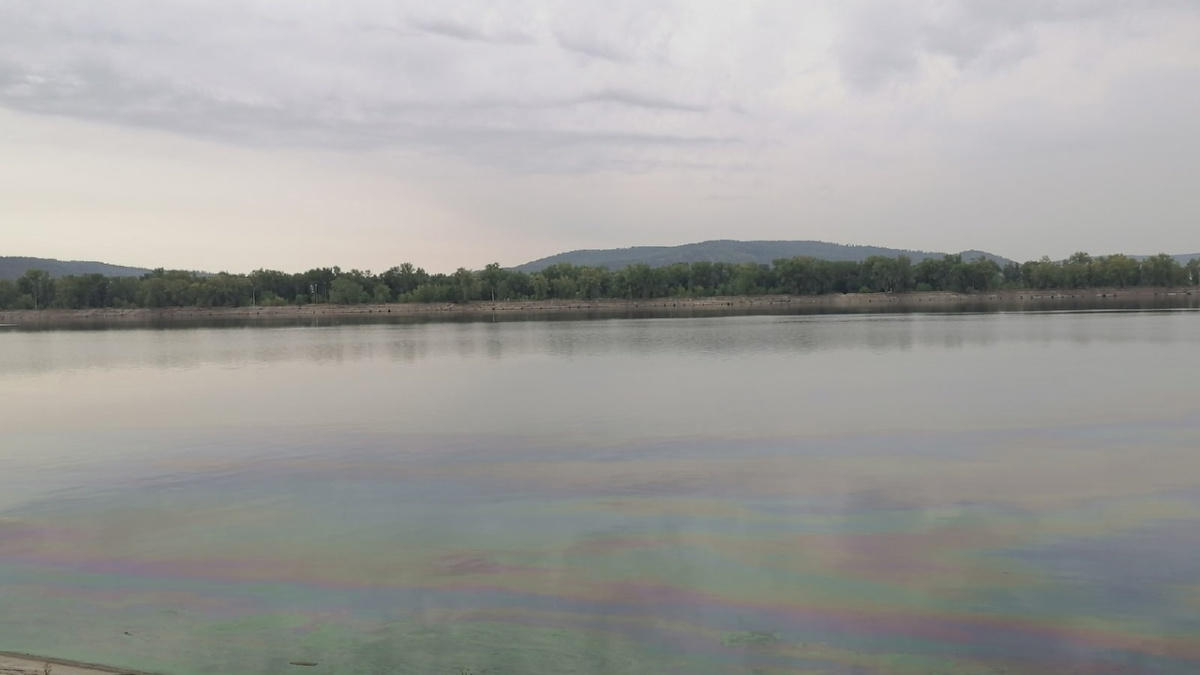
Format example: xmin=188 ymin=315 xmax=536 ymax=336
xmin=514 ymin=240 xmax=1016 ymax=273
xmin=0 ymin=257 xmax=151 ymax=281
xmin=1129 ymin=253 xmax=1200 ymax=265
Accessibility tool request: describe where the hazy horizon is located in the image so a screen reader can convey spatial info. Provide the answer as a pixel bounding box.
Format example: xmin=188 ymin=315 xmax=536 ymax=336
xmin=6 ymin=239 xmax=1200 ymax=278
xmin=3 ymin=1 xmax=1198 ymax=274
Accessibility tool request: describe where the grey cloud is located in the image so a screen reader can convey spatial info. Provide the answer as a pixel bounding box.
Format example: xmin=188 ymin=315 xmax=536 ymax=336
xmin=0 ymin=60 xmax=303 ymax=146
xmin=0 ymin=1 xmax=735 ymax=172
xmin=574 ymin=89 xmax=708 ymax=113
xmin=550 ymin=2 xmax=682 ymax=65
xmin=446 ymin=89 xmax=708 ymax=114
xmin=423 ymin=127 xmax=737 ymax=159
xmin=4 ymin=0 xmax=1199 ymax=267
xmin=833 ymin=3 xmax=924 ymax=91
xmin=408 ymin=18 xmax=534 ymax=45
xmin=554 ymin=32 xmax=630 ymax=62
xmin=834 ymin=0 xmax=1188 ymax=92
xmin=2 ymin=0 xmax=1195 ymax=188
xmin=0 ymin=54 xmax=732 ymax=175
xmin=363 ymin=126 xmax=741 ymax=174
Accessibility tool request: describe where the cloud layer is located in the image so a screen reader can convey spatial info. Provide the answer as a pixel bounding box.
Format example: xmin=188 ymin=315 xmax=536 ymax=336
xmin=1 ymin=0 xmax=1197 ymax=270
xmin=2 ymin=2 xmax=1185 ymax=166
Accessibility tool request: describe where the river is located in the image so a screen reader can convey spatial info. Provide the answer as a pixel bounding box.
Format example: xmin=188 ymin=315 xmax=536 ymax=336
xmin=2 ymin=308 xmax=1199 ymax=674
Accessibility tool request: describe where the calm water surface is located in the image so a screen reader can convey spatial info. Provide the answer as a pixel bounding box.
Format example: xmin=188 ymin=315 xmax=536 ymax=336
xmin=2 ymin=310 xmax=1199 ymax=674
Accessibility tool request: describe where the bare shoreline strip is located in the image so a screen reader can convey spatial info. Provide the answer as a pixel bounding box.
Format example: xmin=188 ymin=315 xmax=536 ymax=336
xmin=0 ymin=652 xmax=159 ymax=675
xmin=0 ymin=287 xmax=1194 ymax=324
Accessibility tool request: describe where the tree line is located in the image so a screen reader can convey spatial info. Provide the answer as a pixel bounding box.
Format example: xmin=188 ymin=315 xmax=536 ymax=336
xmin=1 ymin=253 xmax=1197 ymax=311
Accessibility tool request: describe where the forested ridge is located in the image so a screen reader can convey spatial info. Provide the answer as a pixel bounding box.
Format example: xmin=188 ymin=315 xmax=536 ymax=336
xmin=2 ymin=253 xmax=1197 ymax=311
xmin=511 ymin=239 xmax=1015 ymax=272
xmin=0 ymin=256 xmax=151 ymax=281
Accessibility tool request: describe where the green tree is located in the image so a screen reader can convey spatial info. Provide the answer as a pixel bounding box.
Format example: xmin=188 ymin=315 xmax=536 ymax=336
xmin=550 ymin=276 xmax=578 ymax=299
xmin=530 ymin=273 xmax=550 ymax=300
xmin=301 ymin=268 xmax=337 ymax=303
xmin=622 ymin=263 xmax=661 ymax=298
xmin=203 ymin=272 xmax=253 ymax=307
xmin=380 ymin=263 xmax=427 ymax=297
xmin=961 ymin=257 xmax=1001 ymax=291
xmin=107 ymin=277 xmax=141 ymax=308
xmin=914 ymin=256 xmax=951 ymax=291
xmin=54 ymin=274 xmax=109 ymax=309
xmin=451 ymin=268 xmax=477 ymax=303
xmin=577 ymin=267 xmax=607 ymax=300
xmin=688 ymin=261 xmax=724 ymax=296
xmin=329 ymin=277 xmax=367 ymax=304
xmin=257 ymin=291 xmax=287 ymax=307
xmin=11 ymin=249 xmax=1197 ymax=311
xmin=250 ymin=268 xmax=299 ymax=303
xmin=729 ymin=263 xmax=769 ymax=295
xmin=503 ymin=270 xmax=533 ymax=299
xmin=774 ymin=257 xmax=835 ymax=295
xmin=860 ymin=255 xmax=913 ymax=293
xmin=658 ymin=263 xmax=691 ymax=296
xmin=1022 ymin=257 xmax=1063 ymax=290
xmin=17 ymin=269 xmax=56 ymax=309
xmin=1140 ymin=254 xmax=1185 ymax=287
xmin=479 ymin=262 xmax=504 ymax=302
xmin=1001 ymin=262 xmax=1022 ymax=287
xmin=410 ymin=282 xmax=451 ymax=303
xmin=0 ymin=279 xmax=18 ymax=309
xmin=1094 ymin=254 xmax=1138 ymax=287
xmin=1062 ymin=252 xmax=1093 ymax=288
xmin=940 ymin=255 xmax=970 ymax=292
xmin=372 ymin=283 xmax=392 ymax=303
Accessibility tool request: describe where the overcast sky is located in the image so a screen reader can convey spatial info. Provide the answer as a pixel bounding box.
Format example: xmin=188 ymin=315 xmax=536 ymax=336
xmin=2 ymin=0 xmax=1197 ymax=273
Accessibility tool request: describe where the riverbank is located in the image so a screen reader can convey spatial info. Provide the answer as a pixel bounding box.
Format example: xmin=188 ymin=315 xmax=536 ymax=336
xmin=0 ymin=287 xmax=1194 ymax=324
xmin=0 ymin=653 xmax=157 ymax=675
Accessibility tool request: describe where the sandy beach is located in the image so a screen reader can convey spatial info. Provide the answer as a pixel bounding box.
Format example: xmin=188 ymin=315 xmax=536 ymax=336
xmin=0 ymin=287 xmax=1193 ymax=325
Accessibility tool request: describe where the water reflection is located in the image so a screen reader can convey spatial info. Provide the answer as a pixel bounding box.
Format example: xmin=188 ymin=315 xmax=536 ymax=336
xmin=1 ymin=311 xmax=1199 ymax=674
xmin=3 ymin=310 xmax=1199 ymax=377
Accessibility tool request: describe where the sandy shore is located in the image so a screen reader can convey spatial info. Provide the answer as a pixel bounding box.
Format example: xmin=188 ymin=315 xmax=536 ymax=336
xmin=0 ymin=287 xmax=1194 ymax=324
xmin=0 ymin=653 xmax=157 ymax=675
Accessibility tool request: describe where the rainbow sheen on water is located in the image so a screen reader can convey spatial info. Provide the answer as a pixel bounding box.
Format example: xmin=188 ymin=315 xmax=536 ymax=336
xmin=2 ymin=311 xmax=1200 ymax=674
